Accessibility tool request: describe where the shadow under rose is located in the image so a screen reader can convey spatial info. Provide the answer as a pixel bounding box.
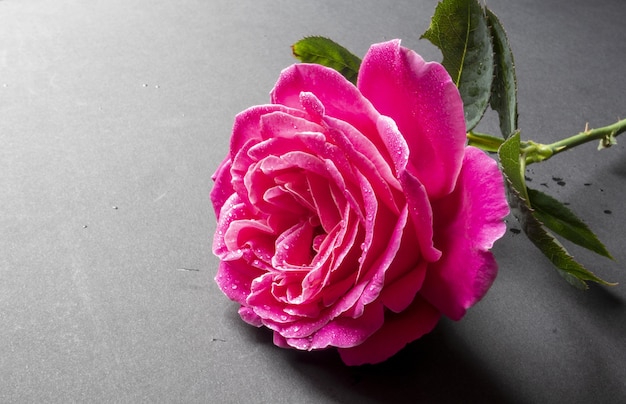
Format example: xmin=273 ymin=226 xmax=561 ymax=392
xmin=281 ymin=319 xmax=522 ymax=404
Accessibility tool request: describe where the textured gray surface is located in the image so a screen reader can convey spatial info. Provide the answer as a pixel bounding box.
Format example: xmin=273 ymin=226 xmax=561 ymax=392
xmin=1 ymin=0 xmax=625 ymax=402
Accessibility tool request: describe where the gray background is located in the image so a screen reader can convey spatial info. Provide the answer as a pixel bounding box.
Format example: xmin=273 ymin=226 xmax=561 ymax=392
xmin=1 ymin=0 xmax=625 ymax=402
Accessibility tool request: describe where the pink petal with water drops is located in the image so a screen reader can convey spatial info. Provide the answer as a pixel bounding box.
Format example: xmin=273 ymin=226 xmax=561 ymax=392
xmin=377 ymin=114 xmax=440 ymax=263
xmin=210 ymin=157 xmax=233 ymax=217
xmin=284 ymin=301 xmax=385 ymax=351
xmin=215 ymin=258 xmax=263 ymax=306
xmin=230 ymin=104 xmax=307 ymax=153
xmin=271 ymin=63 xmax=392 ymax=164
xmin=421 ymin=147 xmax=509 ymax=320
xmin=337 ymin=295 xmax=441 ymax=366
xmin=358 ymin=39 xmax=466 ymax=199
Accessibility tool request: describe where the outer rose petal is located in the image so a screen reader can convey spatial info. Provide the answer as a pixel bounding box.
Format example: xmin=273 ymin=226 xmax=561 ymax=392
xmin=210 ymin=157 xmax=233 ymax=217
xmin=337 ymin=295 xmax=441 ymax=366
xmin=215 ymin=259 xmax=263 ymax=307
xmin=358 ymin=39 xmax=466 ymax=199
xmin=421 ymin=147 xmax=509 ymax=320
xmin=230 ymin=104 xmax=307 ymax=153
xmin=270 ymin=63 xmax=394 ymax=167
xmin=281 ymin=302 xmax=385 ymax=351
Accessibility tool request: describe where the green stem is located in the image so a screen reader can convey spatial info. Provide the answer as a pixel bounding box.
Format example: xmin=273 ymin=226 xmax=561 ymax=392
xmin=467 ymin=131 xmax=505 ymax=152
xmin=522 ymin=118 xmax=626 ymax=165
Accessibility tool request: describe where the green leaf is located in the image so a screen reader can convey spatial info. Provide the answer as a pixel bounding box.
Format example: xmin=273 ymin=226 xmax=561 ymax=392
xmin=421 ymin=0 xmax=494 ymax=131
xmin=487 ymin=8 xmax=518 ymax=139
xmin=291 ymin=36 xmax=361 ymax=85
xmin=498 ymin=133 xmax=615 ymax=288
xmin=528 ymin=188 xmax=613 ymax=259
xmin=514 ymin=195 xmax=614 ymax=289
xmin=498 ymin=131 xmax=527 ymax=200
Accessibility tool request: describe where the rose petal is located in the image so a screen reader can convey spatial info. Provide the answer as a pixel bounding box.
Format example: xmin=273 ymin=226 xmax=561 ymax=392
xmin=380 ymin=260 xmax=427 ymax=313
xmin=283 ymin=302 xmax=385 ymax=351
xmin=213 ymin=194 xmax=248 ymax=260
xmin=324 ymin=118 xmax=400 ymax=215
xmin=358 ymin=39 xmax=466 ymax=199
xmin=421 ymin=147 xmax=509 ymax=320
xmin=271 ymin=63 xmax=393 ymax=166
xmin=210 ymin=157 xmax=234 ymax=218
xmin=337 ymin=295 xmax=441 ymax=365
xmin=238 ymin=306 xmax=263 ymax=327
xmin=230 ymin=104 xmax=308 ymax=153
xmin=272 ymin=220 xmax=316 ymax=268
xmin=215 ymin=258 xmax=263 ymax=306
xmin=259 ymin=110 xmax=325 ymax=141
xmin=306 ymin=173 xmax=342 ymax=232
xmin=355 ymin=204 xmax=409 ymax=311
xmin=398 ymin=169 xmax=441 ymax=262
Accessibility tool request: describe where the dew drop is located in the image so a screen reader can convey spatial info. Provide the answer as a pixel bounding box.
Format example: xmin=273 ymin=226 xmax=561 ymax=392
xmin=231 ymin=284 xmax=238 ymax=289
xmin=280 ymin=314 xmax=288 ymax=321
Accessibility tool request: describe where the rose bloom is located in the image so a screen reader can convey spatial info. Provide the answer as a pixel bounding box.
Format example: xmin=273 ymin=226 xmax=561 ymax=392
xmin=211 ymin=39 xmax=509 ymax=365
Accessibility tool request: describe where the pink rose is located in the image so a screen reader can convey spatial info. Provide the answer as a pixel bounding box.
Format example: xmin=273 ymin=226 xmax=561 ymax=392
xmin=211 ymin=39 xmax=509 ymax=365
